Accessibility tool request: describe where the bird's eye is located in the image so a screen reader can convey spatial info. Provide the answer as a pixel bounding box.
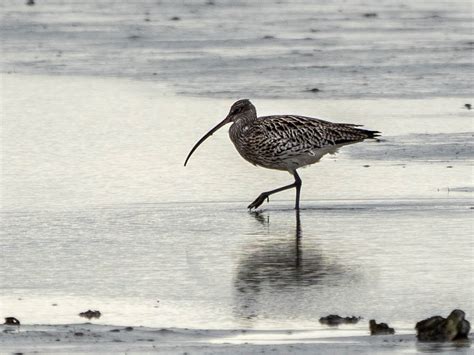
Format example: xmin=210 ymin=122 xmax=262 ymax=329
xmin=233 ymin=107 xmax=242 ymax=114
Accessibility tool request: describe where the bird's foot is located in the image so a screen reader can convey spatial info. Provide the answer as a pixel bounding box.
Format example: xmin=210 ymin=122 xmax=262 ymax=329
xmin=248 ymin=193 xmax=269 ymax=210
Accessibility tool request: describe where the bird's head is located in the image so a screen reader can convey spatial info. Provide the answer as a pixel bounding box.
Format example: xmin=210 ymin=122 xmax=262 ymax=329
xmin=184 ymin=99 xmax=256 ymax=166
xmin=226 ymin=99 xmax=256 ymax=122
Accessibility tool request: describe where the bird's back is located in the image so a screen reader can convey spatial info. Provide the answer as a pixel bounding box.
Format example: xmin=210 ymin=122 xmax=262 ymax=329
xmin=230 ymin=115 xmax=379 ymax=172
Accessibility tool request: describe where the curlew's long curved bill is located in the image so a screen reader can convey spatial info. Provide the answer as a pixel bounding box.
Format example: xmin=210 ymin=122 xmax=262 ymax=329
xmin=184 ymin=116 xmax=230 ymax=166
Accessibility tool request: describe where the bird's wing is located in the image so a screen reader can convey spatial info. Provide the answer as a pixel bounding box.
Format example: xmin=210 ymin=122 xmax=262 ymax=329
xmin=252 ymin=115 xmax=379 ymax=151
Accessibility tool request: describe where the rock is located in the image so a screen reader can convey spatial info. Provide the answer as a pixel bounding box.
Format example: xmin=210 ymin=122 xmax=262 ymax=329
xmin=369 ymin=319 xmax=395 ymax=335
xmin=363 ymin=13 xmax=377 ymax=18
xmin=307 ymin=88 xmax=320 ymax=93
xmin=170 ymin=16 xmax=181 ymax=21
xmin=26 ymin=0 xmax=35 ymax=6
xmin=319 ymin=314 xmax=362 ymax=326
xmin=464 ymin=104 xmax=472 ymax=110
xmin=78 ymin=310 xmax=101 ymax=319
xmin=457 ymin=318 xmax=471 ymax=339
xmin=415 ymin=309 xmax=470 ymax=341
xmin=4 ymin=317 xmax=20 ymax=325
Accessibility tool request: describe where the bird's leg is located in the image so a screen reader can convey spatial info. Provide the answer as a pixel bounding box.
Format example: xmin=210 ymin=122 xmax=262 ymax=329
xmin=248 ymin=171 xmax=302 ymax=210
xmin=294 ymin=171 xmax=302 ymax=210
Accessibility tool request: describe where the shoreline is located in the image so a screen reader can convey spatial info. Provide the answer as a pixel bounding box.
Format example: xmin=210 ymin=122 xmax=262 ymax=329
xmin=2 ymin=323 xmax=471 ymax=354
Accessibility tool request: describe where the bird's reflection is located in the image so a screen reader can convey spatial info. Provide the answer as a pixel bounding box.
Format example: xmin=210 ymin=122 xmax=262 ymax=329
xmin=250 ymin=210 xmax=269 ymax=226
xmin=233 ymin=210 xmax=350 ymax=324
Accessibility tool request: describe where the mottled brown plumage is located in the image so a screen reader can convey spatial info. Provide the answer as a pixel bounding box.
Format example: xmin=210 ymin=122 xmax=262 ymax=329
xmin=185 ymin=99 xmax=380 ymax=210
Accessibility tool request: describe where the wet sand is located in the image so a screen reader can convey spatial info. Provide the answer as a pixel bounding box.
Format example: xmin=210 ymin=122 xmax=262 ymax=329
xmin=2 ymin=323 xmax=472 ymax=354
xmin=2 ymin=0 xmax=472 ymax=99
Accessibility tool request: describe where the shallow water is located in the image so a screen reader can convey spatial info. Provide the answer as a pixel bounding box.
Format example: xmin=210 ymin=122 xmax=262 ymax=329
xmin=1 ymin=199 xmax=473 ymax=331
xmin=1 ymin=75 xmax=473 ymax=332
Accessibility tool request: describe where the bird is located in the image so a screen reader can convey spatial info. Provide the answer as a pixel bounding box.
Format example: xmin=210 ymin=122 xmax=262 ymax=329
xmin=184 ymin=99 xmax=380 ymax=210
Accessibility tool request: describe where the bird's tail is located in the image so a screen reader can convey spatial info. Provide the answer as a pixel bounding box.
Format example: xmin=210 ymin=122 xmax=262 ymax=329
xmin=362 ymin=129 xmax=381 ymax=139
xmin=337 ymin=123 xmax=381 ymax=140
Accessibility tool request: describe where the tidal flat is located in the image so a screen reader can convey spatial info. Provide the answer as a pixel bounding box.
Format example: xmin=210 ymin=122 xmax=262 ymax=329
xmin=1 ymin=74 xmax=472 ymax=353
xmin=1 ymin=0 xmax=473 ymax=353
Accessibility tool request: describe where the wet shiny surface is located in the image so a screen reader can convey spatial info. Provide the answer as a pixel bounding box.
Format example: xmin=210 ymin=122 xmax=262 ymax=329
xmin=1 ymin=200 xmax=472 ymax=330
xmin=1 ymin=75 xmax=473 ymax=331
